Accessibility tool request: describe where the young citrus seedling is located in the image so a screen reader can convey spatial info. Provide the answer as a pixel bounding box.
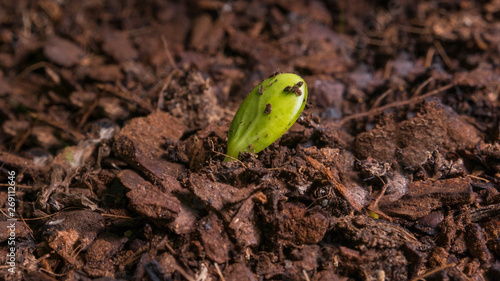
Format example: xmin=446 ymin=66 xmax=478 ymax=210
xmin=225 ymin=73 xmax=307 ymax=161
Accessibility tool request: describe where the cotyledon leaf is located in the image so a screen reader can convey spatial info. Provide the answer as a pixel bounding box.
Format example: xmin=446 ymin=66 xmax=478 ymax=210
xmin=225 ymin=73 xmax=307 ymax=161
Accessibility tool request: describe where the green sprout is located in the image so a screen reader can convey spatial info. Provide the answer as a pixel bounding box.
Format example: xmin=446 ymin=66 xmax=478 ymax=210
xmin=225 ymin=73 xmax=307 ymax=161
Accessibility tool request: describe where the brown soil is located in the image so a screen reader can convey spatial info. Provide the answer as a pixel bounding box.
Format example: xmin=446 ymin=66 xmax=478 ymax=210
xmin=1 ymin=0 xmax=500 ymax=280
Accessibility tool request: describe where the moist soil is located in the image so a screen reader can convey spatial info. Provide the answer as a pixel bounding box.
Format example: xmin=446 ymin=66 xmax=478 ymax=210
xmin=1 ymin=0 xmax=500 ymax=280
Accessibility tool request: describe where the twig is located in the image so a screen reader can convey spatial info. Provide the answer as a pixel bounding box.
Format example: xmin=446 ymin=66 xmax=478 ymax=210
xmin=97 ymin=83 xmax=153 ymax=112
xmin=383 ymin=60 xmax=392 ymax=79
xmin=101 ymin=213 xmax=133 ymax=219
xmin=366 ymin=176 xmax=392 ymax=222
xmin=467 ymin=175 xmax=489 ymax=182
xmin=71 ymin=243 xmax=84 ymax=261
xmin=3 ymin=207 xmax=80 ymax=221
xmin=161 ymin=35 xmax=178 ymax=71
xmin=471 ymin=204 xmax=500 ymax=223
xmin=0 ymin=183 xmax=33 ymax=188
xmin=303 ymin=270 xmax=311 ymax=281
xmin=157 ymin=71 xmax=176 ymax=111
xmin=214 ymin=263 xmax=226 ymax=281
xmin=209 ymin=145 xmax=247 ymax=168
xmin=39 ymin=268 xmax=67 ymax=277
xmin=157 ymin=236 xmax=177 ymax=255
xmin=155 ymin=236 xmax=195 ymax=281
xmin=0 ymin=208 xmax=15 ymax=219
xmin=14 ymin=123 xmax=34 ymax=153
xmin=175 ymin=265 xmax=196 ymax=281
xmin=370 ymin=89 xmax=393 ymax=110
xmin=306 ymin=156 xmax=362 ymax=211
xmin=337 ymin=82 xmax=455 ymax=126
xmin=35 ymin=252 xmax=53 ymax=263
xmin=195 ymin=263 xmax=208 ymax=281
xmin=123 ymin=246 xmax=148 ymax=266
xmin=29 ymin=112 xmax=85 ymax=141
xmin=411 ymin=77 xmax=434 ymax=98
xmin=434 ymin=41 xmax=454 ymax=70
xmin=371 ymin=176 xmax=387 ymax=207
xmin=399 ymin=25 xmax=426 ymax=34
xmin=425 ymin=47 xmax=435 ymax=68
xmin=126 ymin=25 xmax=155 ymax=37
xmin=409 ymin=263 xmax=456 ymax=281
xmin=12 ymin=61 xmax=56 ymax=84
xmin=78 ymin=92 xmax=102 ymax=129
xmin=19 ymin=215 xmax=35 ymax=241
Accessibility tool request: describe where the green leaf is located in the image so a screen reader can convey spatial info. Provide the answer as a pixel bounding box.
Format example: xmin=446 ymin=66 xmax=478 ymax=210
xmin=225 ymin=73 xmax=307 ymax=161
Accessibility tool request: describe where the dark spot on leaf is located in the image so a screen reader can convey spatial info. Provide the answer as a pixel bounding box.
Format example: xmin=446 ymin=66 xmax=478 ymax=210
xmin=283 ymin=84 xmax=302 ymax=96
xmin=265 ymin=103 xmax=272 ymax=114
xmin=249 ymin=144 xmax=253 ymax=150
xmin=258 ymin=85 xmax=263 ymax=95
xmin=267 ymin=68 xmax=281 ymax=79
xmin=297 ymin=81 xmax=304 ymax=87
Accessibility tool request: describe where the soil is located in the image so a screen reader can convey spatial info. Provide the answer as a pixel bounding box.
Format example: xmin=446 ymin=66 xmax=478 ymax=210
xmin=0 ymin=0 xmax=499 ymax=280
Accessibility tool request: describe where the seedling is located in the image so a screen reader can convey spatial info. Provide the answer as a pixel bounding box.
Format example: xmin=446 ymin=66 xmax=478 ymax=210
xmin=225 ymin=73 xmax=307 ymax=161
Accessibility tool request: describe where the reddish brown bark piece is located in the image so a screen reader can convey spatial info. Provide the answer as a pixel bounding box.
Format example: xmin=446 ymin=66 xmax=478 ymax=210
xmin=189 ymin=14 xmax=213 ymax=51
xmin=97 ymin=83 xmax=154 ymax=112
xmin=254 ymin=252 xmax=284 ymax=278
xmin=312 ymin=270 xmax=342 ymax=281
xmin=380 ymin=178 xmax=475 ymax=220
xmin=290 ymin=245 xmax=321 ymax=271
xmin=84 ymin=233 xmax=128 ymax=262
xmin=188 ymin=173 xmax=256 ymax=211
xmin=102 ymin=31 xmax=138 ymax=63
xmin=453 ymin=64 xmax=499 ymax=88
xmin=43 ymin=210 xmax=104 ymax=265
xmin=311 ymin=79 xmax=345 ymax=109
xmin=294 ymin=53 xmax=347 ymax=75
xmin=224 ymin=263 xmax=257 ymax=281
xmin=117 ymin=140 xmax=184 ymax=193
xmin=0 ymin=151 xmax=48 ymax=178
xmin=197 ymin=212 xmax=233 ymax=263
xmin=428 ymin=247 xmax=449 ymax=268
xmin=113 ymin=111 xmax=186 ymax=157
xmin=228 ymin=195 xmax=260 ymax=247
xmin=279 ymin=203 xmax=328 ymax=245
xmin=88 ymin=65 xmax=123 ymax=82
xmin=0 ymin=221 xmax=30 ymax=242
xmin=354 ymin=99 xmax=481 ymax=167
xmin=465 ymin=223 xmax=492 ymax=264
xmin=128 ymin=190 xmax=180 ymax=221
xmin=118 ymin=169 xmax=181 ymax=221
xmin=169 ymin=202 xmax=198 ymax=235
xmin=113 ymin=111 xmax=186 ymax=191
xmin=332 ymin=215 xmax=421 ymax=249
xmin=44 ymin=36 xmax=84 ymax=67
